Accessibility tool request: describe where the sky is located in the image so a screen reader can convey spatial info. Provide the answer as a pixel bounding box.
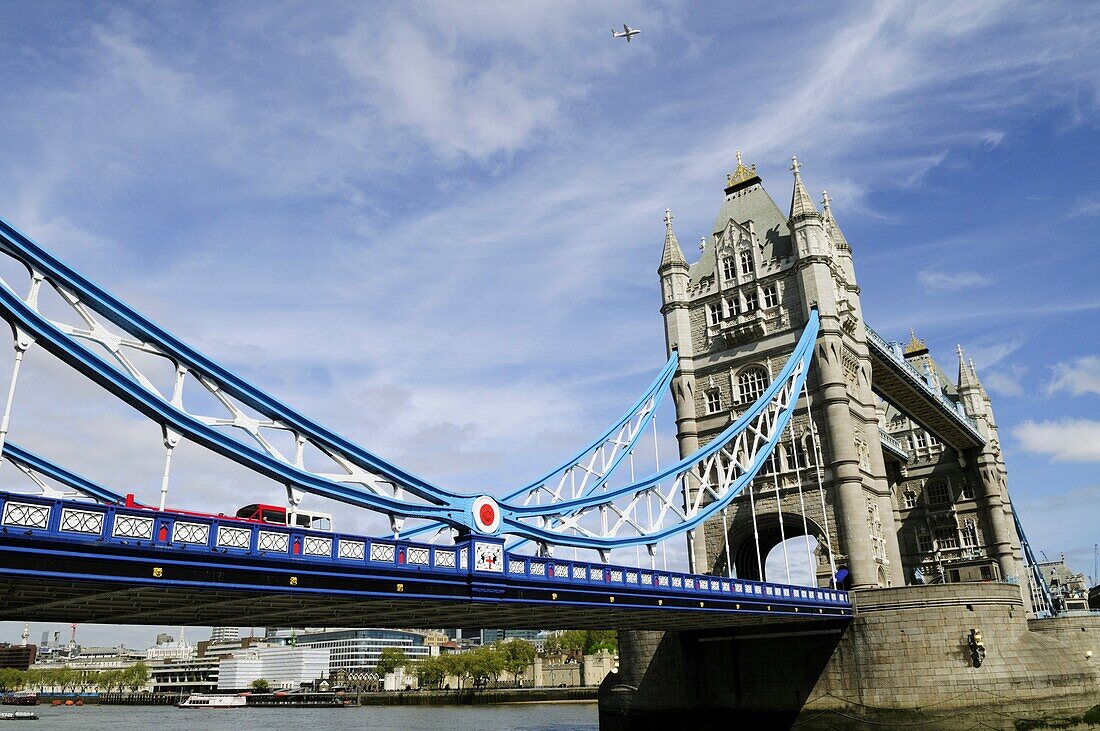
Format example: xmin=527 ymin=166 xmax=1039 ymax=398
xmin=0 ymin=0 xmax=1098 ymax=649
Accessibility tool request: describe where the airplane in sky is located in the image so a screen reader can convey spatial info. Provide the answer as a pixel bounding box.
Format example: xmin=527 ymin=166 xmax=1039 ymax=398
xmin=612 ymin=24 xmax=641 ymax=42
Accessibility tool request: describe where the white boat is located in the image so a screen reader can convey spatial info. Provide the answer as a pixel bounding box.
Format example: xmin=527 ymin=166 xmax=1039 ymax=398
xmin=178 ymin=694 xmax=247 ymax=709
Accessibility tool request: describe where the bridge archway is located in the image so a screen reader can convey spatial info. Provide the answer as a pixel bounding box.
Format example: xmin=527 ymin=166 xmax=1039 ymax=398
xmin=715 ymin=512 xmax=831 ymax=587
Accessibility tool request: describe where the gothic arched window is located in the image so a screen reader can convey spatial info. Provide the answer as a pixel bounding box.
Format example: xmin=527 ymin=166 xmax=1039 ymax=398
xmin=737 ymin=366 xmax=769 ymax=404
xmin=739 ymin=250 xmax=754 ymax=275
xmin=962 ymin=519 xmax=979 ymax=548
xmin=722 ymin=257 xmax=736 ymax=280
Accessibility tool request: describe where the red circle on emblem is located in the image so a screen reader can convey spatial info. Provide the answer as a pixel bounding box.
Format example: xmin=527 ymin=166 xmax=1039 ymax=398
xmin=479 ymin=503 xmax=496 ymax=526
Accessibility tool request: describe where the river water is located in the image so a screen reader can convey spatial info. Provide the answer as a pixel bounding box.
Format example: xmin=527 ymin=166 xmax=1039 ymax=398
xmin=24 ymin=702 xmax=599 ymax=730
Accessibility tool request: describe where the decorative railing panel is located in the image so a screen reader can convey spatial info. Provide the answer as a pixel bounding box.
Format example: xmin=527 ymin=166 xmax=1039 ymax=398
xmin=216 ymin=526 xmax=251 ymax=549
xmin=303 ymin=536 xmax=331 ymax=557
xmin=112 ymin=514 xmax=153 ymax=539
xmin=59 ymin=508 xmax=103 ymax=535
xmin=172 ymin=521 xmax=210 ymax=545
xmin=2 ymin=501 xmax=50 ymax=529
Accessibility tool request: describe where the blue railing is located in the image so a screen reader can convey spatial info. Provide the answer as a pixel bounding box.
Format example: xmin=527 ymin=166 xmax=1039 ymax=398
xmin=0 ymin=490 xmax=850 ymax=609
xmin=878 ymin=428 xmax=910 ymax=461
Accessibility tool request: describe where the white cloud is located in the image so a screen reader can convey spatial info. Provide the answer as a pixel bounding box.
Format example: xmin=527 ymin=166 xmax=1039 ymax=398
xmin=966 ymin=338 xmax=1023 ymax=370
xmin=335 ymin=21 xmax=561 ymax=161
xmin=983 ymin=366 xmax=1027 ymax=396
xmin=1047 ymin=356 xmax=1100 ymax=396
xmin=1013 ymin=419 xmax=1100 ymax=462
xmin=917 ymin=269 xmax=993 ymax=292
xmin=1068 ymin=198 xmax=1100 ymax=218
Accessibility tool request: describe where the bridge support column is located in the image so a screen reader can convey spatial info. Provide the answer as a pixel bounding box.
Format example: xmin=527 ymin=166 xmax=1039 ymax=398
xmin=600 ymin=585 xmax=1100 ymax=730
xmin=974 ymin=452 xmax=1021 ymax=584
xmin=816 ymin=345 xmax=878 ymax=590
xmin=599 ymin=624 xmax=844 ymax=730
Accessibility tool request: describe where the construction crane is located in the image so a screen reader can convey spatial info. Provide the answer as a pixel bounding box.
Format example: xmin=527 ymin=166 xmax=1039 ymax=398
xmin=1092 ymin=543 xmax=1098 ymax=587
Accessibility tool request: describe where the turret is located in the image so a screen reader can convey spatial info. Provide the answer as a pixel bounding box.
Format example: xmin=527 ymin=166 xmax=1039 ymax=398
xmin=822 ymin=190 xmax=856 ymax=284
xmin=957 ymin=345 xmax=986 ymax=419
xmin=656 ymin=207 xmax=704 ymax=571
xmin=789 ymin=156 xmax=827 ymax=260
xmin=971 ymin=358 xmax=999 ymax=433
xmin=658 ymin=208 xmax=689 ymax=312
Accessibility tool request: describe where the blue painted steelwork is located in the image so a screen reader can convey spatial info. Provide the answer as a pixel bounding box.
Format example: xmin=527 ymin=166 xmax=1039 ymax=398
xmin=864 ymin=324 xmax=984 ymax=444
xmin=3 ymin=441 xmax=130 ymax=505
xmin=499 ymin=310 xmax=818 ymax=550
xmin=0 ymin=215 xmax=469 ymax=507
xmin=1012 ymin=508 xmax=1055 ymax=616
xmin=401 ymin=353 xmax=679 ymax=543
xmin=0 ymin=489 xmax=851 ymax=620
xmin=0 ymin=214 xmax=821 ymax=552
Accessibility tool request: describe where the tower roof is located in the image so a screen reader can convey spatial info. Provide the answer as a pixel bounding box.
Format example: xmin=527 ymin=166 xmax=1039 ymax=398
xmin=788 ymin=156 xmax=819 ymax=221
xmin=659 ymin=208 xmax=688 ymax=271
xmin=724 ymin=150 xmax=762 ymax=194
xmin=822 ymin=190 xmax=851 ymax=251
xmin=903 ymin=328 xmax=928 ymax=357
xmin=957 ymin=345 xmax=979 ymax=390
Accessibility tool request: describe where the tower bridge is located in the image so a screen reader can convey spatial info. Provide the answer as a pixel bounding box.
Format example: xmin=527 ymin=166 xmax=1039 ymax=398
xmin=0 ymin=154 xmax=1095 ymax=729
xmin=0 ymin=197 xmax=849 ymax=628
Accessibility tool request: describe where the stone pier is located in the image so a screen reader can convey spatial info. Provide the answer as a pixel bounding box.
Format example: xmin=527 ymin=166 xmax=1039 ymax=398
xmin=600 ymin=583 xmax=1100 ymax=729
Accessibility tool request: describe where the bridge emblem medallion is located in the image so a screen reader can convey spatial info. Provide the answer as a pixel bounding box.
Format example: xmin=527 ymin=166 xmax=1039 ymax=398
xmin=471 ymin=495 xmax=501 ymax=534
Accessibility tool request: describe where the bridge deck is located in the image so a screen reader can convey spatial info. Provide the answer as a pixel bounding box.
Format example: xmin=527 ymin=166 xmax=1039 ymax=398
xmin=865 ymin=325 xmax=984 ymax=449
xmin=0 ymin=492 xmax=850 ymax=629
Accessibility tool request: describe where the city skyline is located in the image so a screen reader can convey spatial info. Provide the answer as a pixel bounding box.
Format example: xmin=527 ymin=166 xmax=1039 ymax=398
xmin=0 ymin=0 xmax=1098 ymax=646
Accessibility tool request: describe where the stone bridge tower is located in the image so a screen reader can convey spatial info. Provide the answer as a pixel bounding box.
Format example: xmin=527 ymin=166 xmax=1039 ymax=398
xmin=655 ymin=152 xmax=1016 ymax=589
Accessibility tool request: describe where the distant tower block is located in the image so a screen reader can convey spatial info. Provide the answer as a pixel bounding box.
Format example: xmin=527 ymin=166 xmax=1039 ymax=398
xmin=657 ymin=154 xmax=1025 ymax=592
xmin=210 ymin=626 xmax=240 ymax=644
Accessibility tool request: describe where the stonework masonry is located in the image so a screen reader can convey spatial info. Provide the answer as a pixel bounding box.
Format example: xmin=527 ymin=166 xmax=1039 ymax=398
xmin=601 ymin=157 xmax=1099 ymax=729
xmin=600 ymin=584 xmax=1100 ymax=729
xmin=657 ymin=156 xmax=1027 ymax=596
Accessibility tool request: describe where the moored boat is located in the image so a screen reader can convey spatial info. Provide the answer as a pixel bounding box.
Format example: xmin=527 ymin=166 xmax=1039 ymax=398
xmin=177 ymin=694 xmax=247 ymax=709
xmin=0 ymin=710 xmax=38 ymax=720
xmin=0 ymin=693 xmax=36 ymax=707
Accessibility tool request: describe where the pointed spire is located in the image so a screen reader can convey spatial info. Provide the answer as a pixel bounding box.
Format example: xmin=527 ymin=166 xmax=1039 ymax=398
xmin=957 ymin=345 xmax=979 ymax=390
xmin=969 ymin=357 xmax=989 ymax=396
xmin=659 ymin=208 xmax=688 ymax=270
xmin=725 ymin=150 xmax=761 ymax=192
xmin=903 ymin=328 xmax=928 ymax=356
xmin=789 ymin=155 xmax=819 ymax=221
xmin=821 ymin=189 xmax=851 ymax=251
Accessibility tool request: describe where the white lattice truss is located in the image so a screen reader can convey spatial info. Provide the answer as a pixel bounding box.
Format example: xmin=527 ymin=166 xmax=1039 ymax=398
xmin=0 ymin=219 xmax=815 ymax=556
xmin=508 ymin=354 xmax=807 ymax=555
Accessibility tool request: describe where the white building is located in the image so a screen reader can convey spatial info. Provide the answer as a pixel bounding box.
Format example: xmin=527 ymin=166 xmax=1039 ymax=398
xmin=265 ymin=628 xmax=430 ymax=672
xmin=217 ymin=645 xmax=330 ymax=690
xmin=209 ymin=627 xmax=240 ymax=644
xmin=145 ymin=631 xmax=194 ymax=662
